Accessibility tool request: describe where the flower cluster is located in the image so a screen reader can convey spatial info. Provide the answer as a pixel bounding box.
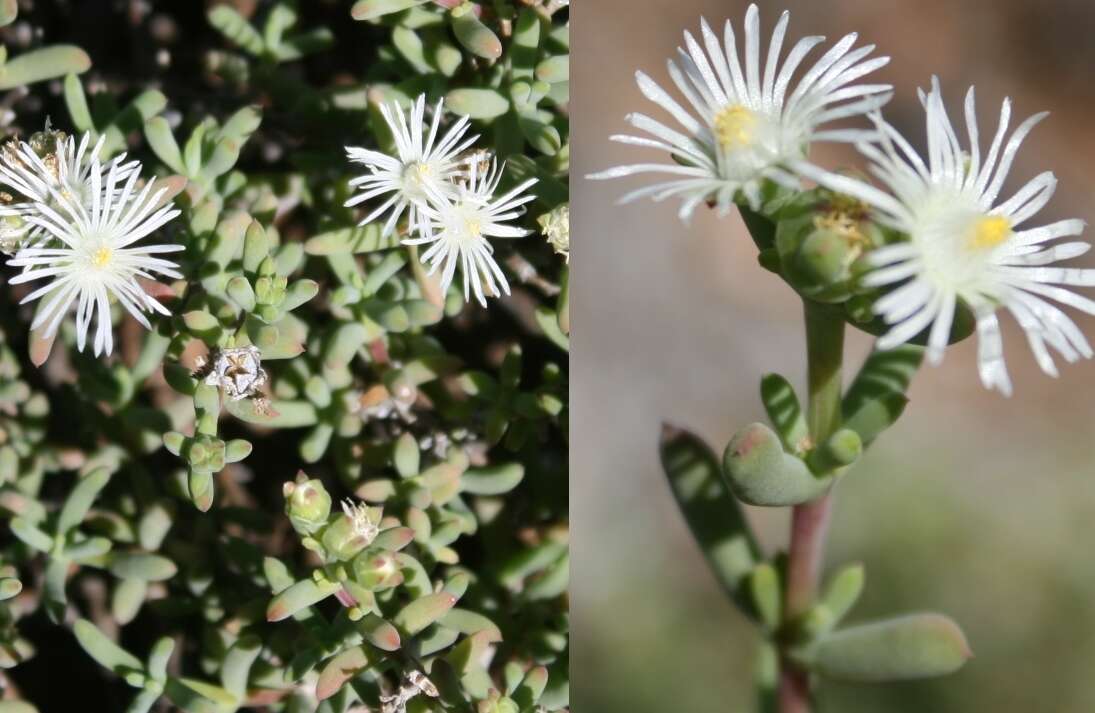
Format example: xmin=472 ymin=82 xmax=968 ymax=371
xmin=595 ymin=3 xmax=1095 ymax=395
xmin=2 ymin=129 xmax=180 ymax=356
xmin=345 ymin=94 xmax=540 ymax=307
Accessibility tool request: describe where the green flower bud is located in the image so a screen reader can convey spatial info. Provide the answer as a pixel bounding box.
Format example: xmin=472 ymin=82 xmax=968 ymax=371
xmin=188 ymin=434 xmax=225 ymax=472
xmin=351 ymin=548 xmax=403 ymax=591
xmin=477 ymin=690 xmax=520 ymax=713
xmin=283 ymin=472 xmax=332 ymax=535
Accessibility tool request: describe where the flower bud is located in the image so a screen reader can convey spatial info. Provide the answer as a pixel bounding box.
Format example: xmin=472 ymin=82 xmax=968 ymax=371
xmin=351 ymin=548 xmax=403 ymax=591
xmin=283 ymin=472 xmax=332 ymax=535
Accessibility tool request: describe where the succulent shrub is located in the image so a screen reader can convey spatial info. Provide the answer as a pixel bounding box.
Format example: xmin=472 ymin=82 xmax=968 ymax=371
xmin=0 ymin=2 xmax=568 ymax=712
xmin=592 ymin=3 xmax=1094 ymax=712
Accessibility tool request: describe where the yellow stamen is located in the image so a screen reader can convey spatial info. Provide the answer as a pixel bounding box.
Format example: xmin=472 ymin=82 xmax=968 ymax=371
xmin=407 ymin=162 xmax=432 ymax=185
xmin=464 ymin=218 xmax=482 ymax=237
xmin=969 ymin=215 xmax=1011 ymax=250
xmin=90 ymin=246 xmax=112 ymax=268
xmin=813 ymin=211 xmax=865 ymax=244
xmin=713 ymin=105 xmax=756 ymax=150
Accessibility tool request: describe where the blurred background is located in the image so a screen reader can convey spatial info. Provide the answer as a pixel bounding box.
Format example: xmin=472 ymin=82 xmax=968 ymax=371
xmin=571 ymin=1 xmax=1095 ymax=711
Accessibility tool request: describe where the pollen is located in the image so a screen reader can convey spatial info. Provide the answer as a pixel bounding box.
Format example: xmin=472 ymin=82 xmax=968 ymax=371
xmin=90 ymin=246 xmax=113 ymax=268
xmin=407 ymin=161 xmax=432 ymax=184
xmin=713 ymin=104 xmax=756 ymax=150
xmin=464 ymin=217 xmax=483 ymax=237
xmin=968 ymin=215 xmax=1012 ymax=250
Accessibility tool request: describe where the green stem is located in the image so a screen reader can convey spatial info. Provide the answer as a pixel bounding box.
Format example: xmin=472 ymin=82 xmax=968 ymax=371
xmin=778 ymin=300 xmax=845 ymax=713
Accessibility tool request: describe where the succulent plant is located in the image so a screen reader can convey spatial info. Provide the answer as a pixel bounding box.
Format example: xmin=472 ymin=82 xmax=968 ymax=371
xmin=0 ymin=2 xmax=568 ymax=711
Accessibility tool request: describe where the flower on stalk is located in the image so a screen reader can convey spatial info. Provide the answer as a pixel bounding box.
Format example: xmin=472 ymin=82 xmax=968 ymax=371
xmin=796 ymin=77 xmax=1095 ymax=395
xmin=0 ymin=129 xmax=139 ymax=254
xmin=345 ymin=94 xmax=478 ymax=237
xmin=408 ymin=158 xmax=538 ymax=307
xmin=6 ymin=151 xmax=182 ymax=357
xmin=588 ymin=3 xmax=891 ymax=219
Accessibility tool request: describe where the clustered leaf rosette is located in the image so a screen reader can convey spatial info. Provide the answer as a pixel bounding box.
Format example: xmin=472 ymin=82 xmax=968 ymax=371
xmin=346 ymin=93 xmax=539 ymax=307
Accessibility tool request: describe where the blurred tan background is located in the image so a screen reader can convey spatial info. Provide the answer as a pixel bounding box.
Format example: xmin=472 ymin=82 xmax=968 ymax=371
xmin=571 ymin=1 xmax=1095 ymax=711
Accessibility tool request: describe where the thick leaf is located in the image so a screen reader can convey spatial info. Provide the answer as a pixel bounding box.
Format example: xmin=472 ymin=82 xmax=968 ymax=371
xmin=0 ymin=46 xmax=91 ymax=90
xmin=808 ymin=613 xmax=972 ymax=682
xmin=74 ymin=619 xmax=143 ymax=674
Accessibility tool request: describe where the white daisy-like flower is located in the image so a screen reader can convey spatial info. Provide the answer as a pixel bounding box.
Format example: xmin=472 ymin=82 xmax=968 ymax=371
xmin=345 ymin=94 xmax=478 ymax=237
xmin=796 ymin=77 xmax=1095 ymax=396
xmin=6 ymin=154 xmax=182 ymax=357
xmin=0 ymin=130 xmax=139 ymax=253
xmin=408 ymin=159 xmax=538 ymax=307
xmin=587 ymin=3 xmax=892 ymax=219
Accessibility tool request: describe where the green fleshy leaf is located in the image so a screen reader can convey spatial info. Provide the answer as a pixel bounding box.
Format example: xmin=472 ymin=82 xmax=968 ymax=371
xmin=842 ymin=345 xmax=923 ymax=447
xmin=58 ymin=467 xmax=112 ymax=533
xmin=451 ymin=5 xmax=502 ymax=60
xmin=74 ymin=618 xmax=144 ymax=675
xmin=208 ymin=6 xmax=264 ymax=55
xmin=760 ymin=373 xmax=807 ymax=452
xmin=220 ymin=635 xmax=261 ymax=700
xmin=0 ymin=0 xmax=17 ymax=27
xmin=110 ymin=553 xmax=178 ymax=582
xmin=722 ymin=423 xmax=832 ymax=507
xmin=660 ymin=424 xmax=760 ymax=612
xmin=750 ymin=563 xmax=781 ymax=632
xmin=316 ymin=646 xmax=369 ymax=701
xmin=446 ymin=88 xmax=510 ymax=120
xmin=805 ymin=613 xmax=972 ymax=682
xmin=393 ymin=591 xmax=458 ymax=635
xmin=266 ymin=578 xmax=340 ymax=621
xmin=461 ymin=463 xmax=523 ymax=495
xmin=0 ymin=46 xmax=91 ymax=90
xmin=350 ymin=0 xmax=429 ymax=21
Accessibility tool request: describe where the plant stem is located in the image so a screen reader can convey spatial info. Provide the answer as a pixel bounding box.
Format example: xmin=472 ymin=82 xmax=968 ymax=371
xmin=778 ymin=300 xmax=844 ymax=713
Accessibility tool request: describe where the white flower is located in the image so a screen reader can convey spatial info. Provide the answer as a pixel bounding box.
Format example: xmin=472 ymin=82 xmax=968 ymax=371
xmin=0 ymin=130 xmax=139 ymax=252
xmin=340 ymin=499 xmax=380 ymax=545
xmin=345 ymin=94 xmax=478 ymax=237
xmin=796 ymin=77 xmax=1095 ymax=396
xmin=6 ymin=154 xmax=182 ymax=357
xmin=408 ymin=159 xmax=538 ymax=307
xmin=588 ymin=3 xmax=891 ymax=219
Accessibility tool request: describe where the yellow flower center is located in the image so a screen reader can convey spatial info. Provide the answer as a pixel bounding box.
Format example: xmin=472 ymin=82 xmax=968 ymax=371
xmin=713 ymin=105 xmax=756 ymax=150
xmin=407 ymin=161 xmax=432 ymax=185
xmin=90 ymin=246 xmax=113 ymax=268
xmin=464 ymin=217 xmax=482 ymax=238
xmin=968 ymin=215 xmax=1011 ymax=251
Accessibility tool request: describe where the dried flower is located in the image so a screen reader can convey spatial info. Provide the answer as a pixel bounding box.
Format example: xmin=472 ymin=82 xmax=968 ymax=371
xmin=201 ymin=345 xmax=268 ymax=400
xmin=539 ymin=204 xmax=570 ymax=262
